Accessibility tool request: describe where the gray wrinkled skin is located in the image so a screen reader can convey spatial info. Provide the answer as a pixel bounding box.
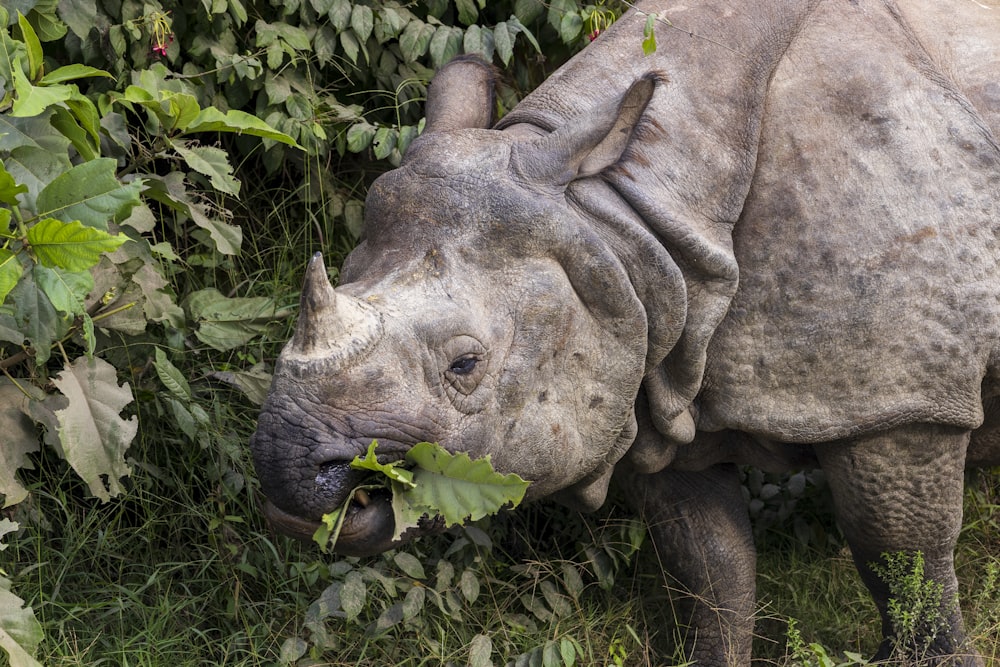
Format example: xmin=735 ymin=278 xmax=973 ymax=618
xmin=251 ymin=0 xmax=1000 ymax=664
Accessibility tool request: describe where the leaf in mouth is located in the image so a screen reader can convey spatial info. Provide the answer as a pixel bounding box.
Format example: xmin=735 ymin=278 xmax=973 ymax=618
xmin=313 ymin=441 xmax=531 ymax=550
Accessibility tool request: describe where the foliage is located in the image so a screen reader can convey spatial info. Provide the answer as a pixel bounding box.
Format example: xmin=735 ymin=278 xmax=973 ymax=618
xmin=869 ymin=551 xmax=957 ymax=662
xmin=0 ymin=0 xmax=623 ymax=661
xmin=316 ymin=440 xmax=530 ymax=548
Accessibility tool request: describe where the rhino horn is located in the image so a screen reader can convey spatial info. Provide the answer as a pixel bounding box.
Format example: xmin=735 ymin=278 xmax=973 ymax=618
xmin=284 ymin=253 xmax=382 ymax=367
xmin=512 ymin=74 xmax=659 ymax=185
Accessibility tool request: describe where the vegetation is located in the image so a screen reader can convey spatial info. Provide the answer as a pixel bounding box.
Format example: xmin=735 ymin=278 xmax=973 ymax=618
xmin=1 ymin=0 xmax=998 ymax=665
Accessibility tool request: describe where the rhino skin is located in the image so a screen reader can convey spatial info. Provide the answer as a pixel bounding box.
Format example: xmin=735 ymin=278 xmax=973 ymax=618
xmin=251 ymin=0 xmax=1000 ymax=663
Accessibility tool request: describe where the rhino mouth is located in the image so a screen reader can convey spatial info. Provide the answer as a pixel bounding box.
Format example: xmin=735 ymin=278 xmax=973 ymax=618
xmin=264 ymin=483 xmax=399 ymax=555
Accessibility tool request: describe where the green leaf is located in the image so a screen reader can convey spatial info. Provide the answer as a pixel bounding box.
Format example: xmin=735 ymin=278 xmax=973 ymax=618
xmin=35 ymin=158 xmax=143 ymax=231
xmin=514 ymin=0 xmax=545 ymax=26
xmin=393 ymin=551 xmax=426 ymax=579
xmin=350 ymin=441 xmax=415 ymax=489
xmin=144 ymin=173 xmax=242 ymax=255
xmin=642 ymin=14 xmax=657 ymax=55
xmin=49 ymin=356 xmax=137 ymax=502
xmin=16 ymin=13 xmax=43 ymax=81
xmin=328 ymin=0 xmax=351 ymax=30
xmin=346 ymin=122 xmax=375 ymax=153
xmin=0 ymin=249 xmax=21 ymax=305
xmin=375 ymin=6 xmax=408 ymax=43
xmin=185 ymin=288 xmax=278 ymax=351
xmin=27 ymin=218 xmax=128 ymax=271
xmin=170 ymin=141 xmax=240 ymax=196
xmin=429 ymin=25 xmax=462 ymax=69
xmin=183 ymin=107 xmax=301 ymax=147
xmin=58 ymin=0 xmax=99 ymax=40
xmin=559 ymin=11 xmax=583 ymax=44
xmin=0 ymin=380 xmax=40 ymax=508
xmin=494 ymin=20 xmax=513 ymax=66
xmin=399 ymin=19 xmax=433 ymax=62
xmin=468 ymin=634 xmax=493 ymax=667
xmin=371 ymin=126 xmax=396 ymax=160
xmin=0 ymin=576 xmax=43 ymax=667
xmin=455 ymin=0 xmax=478 ymax=25
xmin=463 ymin=24 xmax=493 ymax=61
xmin=339 ymin=29 xmax=360 ymax=64
xmin=351 ymin=4 xmax=373 ymax=44
xmin=10 ymin=269 xmax=69 ymax=364
xmin=38 ymin=64 xmax=113 ymax=85
xmin=153 ymin=348 xmax=192 ymax=401
xmin=508 ymin=16 xmax=541 ymax=53
xmin=403 ymin=442 xmax=530 ymax=527
xmin=0 ymin=162 xmax=29 ymax=206
xmin=33 ymin=265 xmax=93 ymax=317
xmin=10 ymin=64 xmax=76 ymax=117
xmin=49 ymin=106 xmax=98 ymax=161
xmin=2 ymin=145 xmax=70 ymax=214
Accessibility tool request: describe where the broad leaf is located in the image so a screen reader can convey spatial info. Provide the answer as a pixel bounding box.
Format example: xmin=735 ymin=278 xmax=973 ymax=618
xmin=35 ymin=159 xmax=142 ymax=231
xmin=399 ymin=442 xmax=530 ymax=531
xmin=350 ymin=4 xmax=373 ymax=44
xmin=143 ymin=173 xmax=242 ymax=255
xmin=183 ymin=107 xmax=300 ymax=147
xmin=170 ymin=141 xmax=240 ymax=196
xmin=0 ymin=249 xmax=21 ymax=305
xmin=399 ymin=19 xmax=433 ymax=62
xmin=2 ymin=146 xmax=72 ymax=214
xmin=351 ymin=441 xmax=415 ymax=489
xmin=9 ymin=270 xmax=68 ymax=364
xmin=0 ymin=162 xmax=29 ymax=206
xmin=27 ymin=218 xmax=128 ymax=271
xmin=153 ymin=348 xmax=192 ymax=401
xmin=32 ymin=265 xmax=93 ymax=318
xmin=38 ymin=64 xmax=114 ymax=85
xmin=50 ymin=356 xmax=138 ymax=502
xmin=0 ymin=380 xmax=40 ymax=508
xmin=185 ymin=288 xmax=278 ymax=351
xmin=11 ymin=64 xmax=76 ymax=118
xmin=0 ymin=576 xmax=43 ymax=667
xmin=16 ymin=14 xmax=43 ymax=81
xmin=205 ymin=363 xmax=272 ymax=405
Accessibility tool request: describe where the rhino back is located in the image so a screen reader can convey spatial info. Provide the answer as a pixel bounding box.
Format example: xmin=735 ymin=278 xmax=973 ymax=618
xmin=699 ymin=0 xmax=1000 ymax=442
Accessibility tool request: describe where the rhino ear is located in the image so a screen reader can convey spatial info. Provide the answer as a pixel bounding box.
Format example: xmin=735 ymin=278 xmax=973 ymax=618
xmin=424 ymin=55 xmax=497 ymax=133
xmin=511 ymin=74 xmax=660 ymax=185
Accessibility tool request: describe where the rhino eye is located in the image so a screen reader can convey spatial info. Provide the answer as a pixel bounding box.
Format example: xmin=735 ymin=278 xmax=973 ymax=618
xmin=448 ymin=355 xmax=479 ymax=375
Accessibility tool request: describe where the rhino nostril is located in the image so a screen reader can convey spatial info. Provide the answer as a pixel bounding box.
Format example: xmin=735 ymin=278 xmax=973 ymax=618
xmin=316 ymin=461 xmax=353 ymax=489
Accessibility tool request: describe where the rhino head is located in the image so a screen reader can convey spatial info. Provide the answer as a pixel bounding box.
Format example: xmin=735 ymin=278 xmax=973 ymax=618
xmin=250 ymin=58 xmax=687 ymax=556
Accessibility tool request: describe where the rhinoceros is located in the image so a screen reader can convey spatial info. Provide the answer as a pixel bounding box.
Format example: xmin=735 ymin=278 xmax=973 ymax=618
xmin=250 ymin=0 xmax=1000 ymax=663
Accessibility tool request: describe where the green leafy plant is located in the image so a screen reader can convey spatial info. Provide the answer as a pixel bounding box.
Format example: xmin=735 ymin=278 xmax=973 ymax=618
xmin=314 ymin=440 xmax=530 ymax=549
xmin=869 ymin=551 xmax=957 ymax=662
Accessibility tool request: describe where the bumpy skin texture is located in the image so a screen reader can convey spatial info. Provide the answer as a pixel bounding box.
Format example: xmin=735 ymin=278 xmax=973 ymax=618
xmin=251 ymin=0 xmax=1000 ymax=663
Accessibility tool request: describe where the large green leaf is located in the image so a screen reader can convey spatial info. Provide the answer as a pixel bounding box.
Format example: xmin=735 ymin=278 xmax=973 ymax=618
xmin=2 ymin=145 xmax=71 ymax=213
xmin=49 ymin=356 xmax=137 ymax=502
xmin=0 ymin=380 xmax=40 ymax=508
xmin=32 ymin=265 xmax=93 ymax=317
xmin=9 ymin=270 xmax=68 ymax=365
xmin=183 ymin=107 xmax=300 ymax=147
xmin=35 ymin=158 xmax=143 ymax=230
xmin=10 ymin=63 xmax=76 ymax=117
xmin=0 ymin=576 xmax=43 ymax=667
xmin=318 ymin=441 xmax=530 ymax=547
xmin=143 ymin=173 xmax=243 ymax=255
xmin=185 ymin=288 xmax=278 ymax=351
xmin=27 ymin=218 xmax=128 ymax=271
xmin=0 ymin=249 xmax=21 ymax=305
xmin=170 ymin=141 xmax=240 ymax=196
xmin=0 ymin=161 xmax=29 ymax=206
xmin=38 ymin=64 xmax=113 ymax=85
xmin=401 ymin=442 xmax=530 ymax=527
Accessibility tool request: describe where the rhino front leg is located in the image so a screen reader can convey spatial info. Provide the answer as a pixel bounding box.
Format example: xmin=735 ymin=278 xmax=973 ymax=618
xmin=816 ymin=423 xmax=983 ymax=667
xmin=619 ymin=462 xmax=756 ymax=666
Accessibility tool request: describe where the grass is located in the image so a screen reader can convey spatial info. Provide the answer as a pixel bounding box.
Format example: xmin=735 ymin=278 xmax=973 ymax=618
xmin=4 ymin=420 xmax=998 ymax=667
